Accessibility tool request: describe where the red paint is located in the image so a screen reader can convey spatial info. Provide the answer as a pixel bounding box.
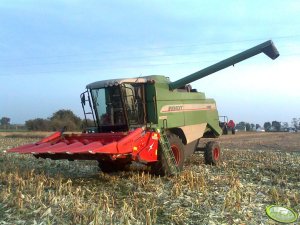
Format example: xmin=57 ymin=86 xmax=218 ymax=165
xmin=171 ymin=144 xmax=180 ymax=165
xmin=7 ymin=128 xmax=160 ymax=163
xmin=213 ymin=147 xmax=220 ymax=160
xmin=227 ymin=120 xmax=235 ymax=128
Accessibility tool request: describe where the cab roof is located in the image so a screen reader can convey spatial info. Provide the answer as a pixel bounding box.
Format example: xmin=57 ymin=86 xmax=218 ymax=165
xmin=86 ymin=77 xmax=148 ymax=89
xmin=86 ymin=75 xmax=169 ymax=89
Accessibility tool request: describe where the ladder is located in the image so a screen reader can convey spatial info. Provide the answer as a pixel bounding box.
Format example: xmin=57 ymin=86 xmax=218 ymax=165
xmin=80 ymin=91 xmax=97 ymax=127
xmin=158 ymin=130 xmax=180 ymax=175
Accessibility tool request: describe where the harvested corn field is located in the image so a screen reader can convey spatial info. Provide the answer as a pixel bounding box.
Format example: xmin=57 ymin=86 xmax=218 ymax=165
xmin=0 ymin=132 xmax=299 ymax=224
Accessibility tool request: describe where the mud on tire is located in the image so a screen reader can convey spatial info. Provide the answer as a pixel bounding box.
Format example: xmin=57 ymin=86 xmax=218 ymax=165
xmin=151 ymin=133 xmax=185 ymax=176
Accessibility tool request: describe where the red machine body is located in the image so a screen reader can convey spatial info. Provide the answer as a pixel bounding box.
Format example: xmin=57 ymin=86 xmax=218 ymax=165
xmin=7 ymin=128 xmax=160 ymax=163
xmin=227 ymin=120 xmax=235 ymax=129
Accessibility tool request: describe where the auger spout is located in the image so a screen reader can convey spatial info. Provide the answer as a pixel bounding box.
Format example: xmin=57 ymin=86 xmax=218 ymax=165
xmin=169 ymin=40 xmax=279 ymax=90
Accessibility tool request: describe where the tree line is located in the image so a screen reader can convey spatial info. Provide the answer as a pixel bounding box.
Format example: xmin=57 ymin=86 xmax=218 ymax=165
xmin=1 ymin=112 xmax=300 ymax=132
xmin=263 ymin=118 xmax=300 ymax=132
xmin=1 ymin=110 xmax=84 ymax=131
xmin=235 ymin=118 xmax=300 ymax=132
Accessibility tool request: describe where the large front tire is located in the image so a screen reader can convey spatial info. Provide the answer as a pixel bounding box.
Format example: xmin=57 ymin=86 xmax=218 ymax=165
xmin=204 ymin=141 xmax=221 ymax=165
xmin=151 ymin=133 xmax=185 ymax=176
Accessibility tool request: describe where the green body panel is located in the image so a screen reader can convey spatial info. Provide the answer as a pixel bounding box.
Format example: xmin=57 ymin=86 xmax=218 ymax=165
xmin=144 ymin=75 xmax=222 ymax=137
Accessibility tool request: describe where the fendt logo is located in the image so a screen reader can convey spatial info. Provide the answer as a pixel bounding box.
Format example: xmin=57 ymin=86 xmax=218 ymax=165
xmin=160 ymin=104 xmax=217 ymax=113
xmin=168 ymin=105 xmax=183 ymax=112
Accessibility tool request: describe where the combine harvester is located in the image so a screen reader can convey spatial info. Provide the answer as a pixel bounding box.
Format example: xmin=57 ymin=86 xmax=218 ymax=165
xmin=8 ymin=40 xmax=279 ymax=175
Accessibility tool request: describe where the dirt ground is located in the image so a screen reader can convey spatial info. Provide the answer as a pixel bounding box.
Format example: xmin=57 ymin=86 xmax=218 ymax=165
xmin=217 ymin=132 xmax=300 ymax=152
xmin=0 ymin=132 xmax=299 ymax=224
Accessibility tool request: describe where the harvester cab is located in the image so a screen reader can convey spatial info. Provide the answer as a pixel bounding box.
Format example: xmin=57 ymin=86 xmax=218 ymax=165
xmin=81 ymin=79 xmax=149 ymax=133
xmin=7 ymin=40 xmax=279 ymax=176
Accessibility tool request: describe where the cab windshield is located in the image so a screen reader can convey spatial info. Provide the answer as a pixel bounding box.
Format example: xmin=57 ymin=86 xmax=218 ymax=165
xmin=91 ymin=86 xmax=126 ymax=126
xmin=90 ymin=83 xmax=146 ymax=131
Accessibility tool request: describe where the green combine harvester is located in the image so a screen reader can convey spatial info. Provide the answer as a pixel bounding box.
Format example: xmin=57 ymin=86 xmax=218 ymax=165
xmin=8 ymin=40 xmax=279 ymax=175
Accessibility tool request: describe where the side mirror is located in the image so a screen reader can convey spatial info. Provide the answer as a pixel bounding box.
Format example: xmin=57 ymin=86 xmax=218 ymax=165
xmin=81 ymin=93 xmax=86 ymax=106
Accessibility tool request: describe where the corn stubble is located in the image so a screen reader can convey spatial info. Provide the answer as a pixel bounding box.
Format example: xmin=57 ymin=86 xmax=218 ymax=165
xmin=0 ymin=137 xmax=299 ymax=224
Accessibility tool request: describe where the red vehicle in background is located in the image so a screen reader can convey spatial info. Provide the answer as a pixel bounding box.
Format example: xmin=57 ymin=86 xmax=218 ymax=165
xmin=219 ymin=116 xmax=236 ymax=135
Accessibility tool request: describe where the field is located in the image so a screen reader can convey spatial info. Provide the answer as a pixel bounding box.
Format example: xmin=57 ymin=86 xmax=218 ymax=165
xmin=0 ymin=132 xmax=299 ymax=224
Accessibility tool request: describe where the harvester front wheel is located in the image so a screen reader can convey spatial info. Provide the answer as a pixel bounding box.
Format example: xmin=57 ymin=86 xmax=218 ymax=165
xmin=204 ymin=141 xmax=221 ymax=165
xmin=151 ymin=134 xmax=185 ymax=176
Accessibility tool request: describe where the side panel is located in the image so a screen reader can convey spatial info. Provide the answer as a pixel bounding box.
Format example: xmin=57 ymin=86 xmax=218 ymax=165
xmin=180 ymin=123 xmax=207 ymax=143
xmin=154 ymin=81 xmax=222 ymax=140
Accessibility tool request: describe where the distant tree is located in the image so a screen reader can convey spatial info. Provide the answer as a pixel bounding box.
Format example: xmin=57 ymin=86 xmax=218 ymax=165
xmin=24 ymin=109 xmax=82 ymax=131
xmin=83 ymin=118 xmax=96 ymax=127
xmin=256 ymin=124 xmax=261 ymax=129
xmin=272 ymin=121 xmax=281 ymax=132
xmin=291 ymin=118 xmax=300 ymax=130
xmin=239 ymin=121 xmax=246 ymax=127
xmin=264 ymin=122 xmax=271 ymax=131
xmin=281 ymin=122 xmax=289 ymax=131
xmin=245 ymin=123 xmax=251 ymax=131
xmin=25 ymin=118 xmax=51 ymax=131
xmin=250 ymin=123 xmax=255 ymax=131
xmin=235 ymin=122 xmax=246 ymax=131
xmin=50 ymin=109 xmax=82 ymax=131
xmin=0 ymin=117 xmax=11 ymax=129
xmin=0 ymin=117 xmax=10 ymax=126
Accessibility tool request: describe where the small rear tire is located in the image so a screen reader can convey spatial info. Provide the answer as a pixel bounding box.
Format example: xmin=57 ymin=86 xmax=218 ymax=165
xmin=204 ymin=141 xmax=221 ymax=165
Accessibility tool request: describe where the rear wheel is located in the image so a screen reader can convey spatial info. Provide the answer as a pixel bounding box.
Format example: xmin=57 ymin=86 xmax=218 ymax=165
xmin=204 ymin=141 xmax=221 ymax=165
xmin=151 ymin=133 xmax=185 ymax=176
xmin=222 ymin=126 xmax=228 ymax=135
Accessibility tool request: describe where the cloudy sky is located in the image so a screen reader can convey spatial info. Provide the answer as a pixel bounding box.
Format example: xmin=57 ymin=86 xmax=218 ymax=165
xmin=0 ymin=0 xmax=300 ymax=125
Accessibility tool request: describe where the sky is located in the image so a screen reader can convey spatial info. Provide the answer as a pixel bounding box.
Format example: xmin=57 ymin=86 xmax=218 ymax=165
xmin=0 ymin=0 xmax=300 ymax=126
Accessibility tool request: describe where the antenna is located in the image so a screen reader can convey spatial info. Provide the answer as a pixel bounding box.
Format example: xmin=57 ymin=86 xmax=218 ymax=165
xmin=135 ymin=73 xmax=143 ymax=83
